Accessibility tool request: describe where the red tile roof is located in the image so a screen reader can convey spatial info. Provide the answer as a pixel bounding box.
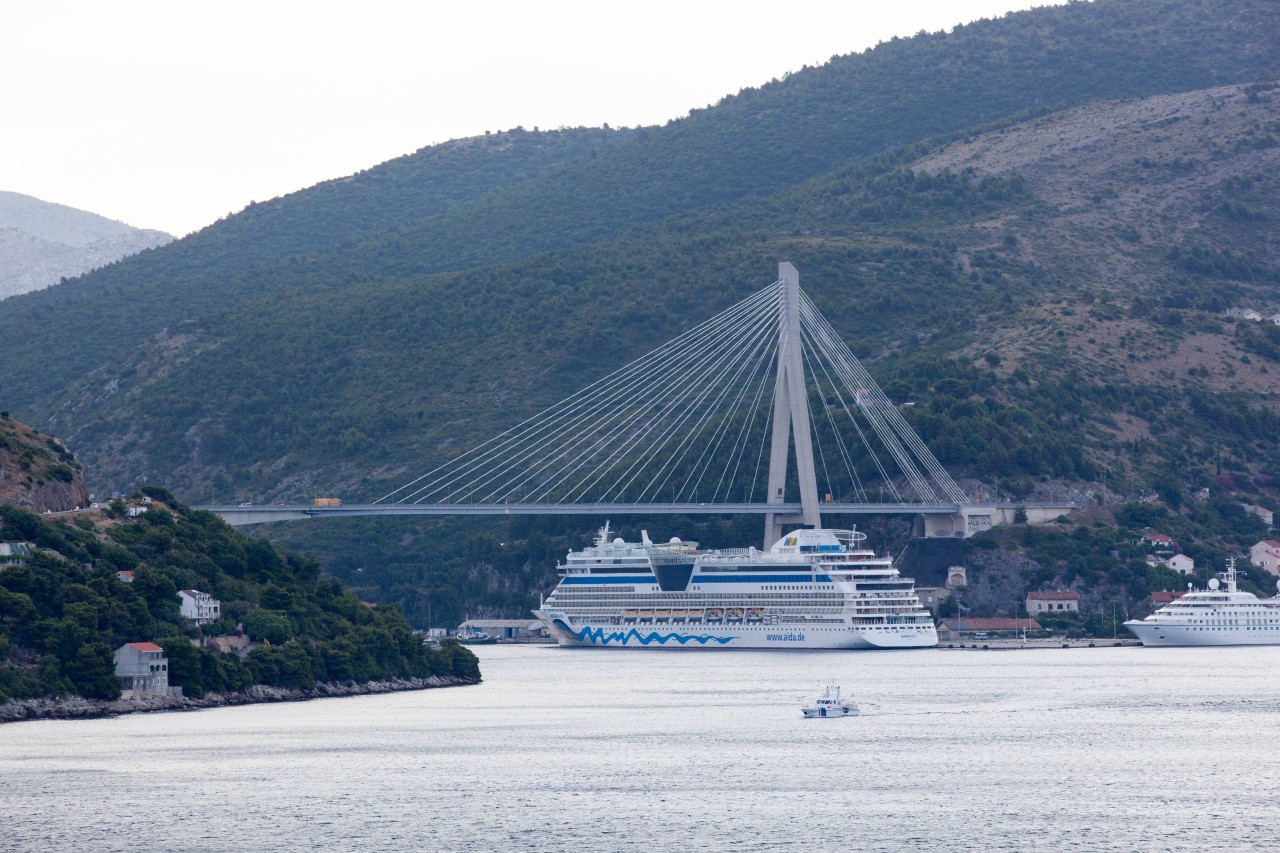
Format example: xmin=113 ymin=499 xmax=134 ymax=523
xmin=941 ymin=618 xmax=1040 ymax=631
xmin=1152 ymin=591 xmax=1186 ymax=604
xmin=1027 ymin=590 xmax=1079 ymax=601
xmin=127 ymin=642 xmax=163 ymax=652
xmin=1145 ymin=533 xmax=1175 ymax=543
xmin=1261 ymin=540 xmax=1280 ymax=550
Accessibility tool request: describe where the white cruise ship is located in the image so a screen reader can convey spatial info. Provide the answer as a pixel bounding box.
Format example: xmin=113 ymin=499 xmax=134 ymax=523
xmin=533 ymin=524 xmax=937 ymax=649
xmin=1124 ymin=558 xmax=1280 ymax=646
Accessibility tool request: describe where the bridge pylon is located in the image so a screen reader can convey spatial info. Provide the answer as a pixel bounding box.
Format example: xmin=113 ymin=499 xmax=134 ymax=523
xmin=763 ymin=262 xmax=822 ymax=548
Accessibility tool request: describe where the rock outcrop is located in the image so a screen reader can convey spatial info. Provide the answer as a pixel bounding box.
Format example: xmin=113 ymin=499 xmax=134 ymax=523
xmin=0 ymin=414 xmax=90 ymax=512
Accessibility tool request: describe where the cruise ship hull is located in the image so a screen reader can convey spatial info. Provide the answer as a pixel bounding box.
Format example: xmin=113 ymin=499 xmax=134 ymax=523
xmin=537 ymin=613 xmax=937 ymax=650
xmin=536 ymin=526 xmax=938 ymax=651
xmin=1124 ymin=620 xmax=1280 ymax=647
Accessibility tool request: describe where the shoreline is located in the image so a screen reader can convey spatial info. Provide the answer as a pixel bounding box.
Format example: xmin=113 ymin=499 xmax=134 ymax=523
xmin=0 ymin=674 xmax=480 ymax=724
xmin=939 ymin=637 xmax=1142 ymax=650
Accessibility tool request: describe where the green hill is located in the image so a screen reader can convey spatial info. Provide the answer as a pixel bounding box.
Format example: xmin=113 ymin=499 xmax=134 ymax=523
xmin=1 ymin=428 xmax=479 ymax=704
xmin=2 ymin=0 xmax=1276 ymax=413
xmin=0 ymin=0 xmax=1278 ymax=628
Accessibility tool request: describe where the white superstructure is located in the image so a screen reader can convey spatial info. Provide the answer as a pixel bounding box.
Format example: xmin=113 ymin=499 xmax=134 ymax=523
xmin=534 ymin=524 xmax=937 ymax=649
xmin=1124 ymin=558 xmax=1280 ymax=646
xmin=802 ymin=685 xmax=858 ymax=717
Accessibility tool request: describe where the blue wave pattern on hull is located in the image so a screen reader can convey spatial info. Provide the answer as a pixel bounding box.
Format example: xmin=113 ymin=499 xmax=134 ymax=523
xmin=557 ymin=620 xmax=736 ymax=647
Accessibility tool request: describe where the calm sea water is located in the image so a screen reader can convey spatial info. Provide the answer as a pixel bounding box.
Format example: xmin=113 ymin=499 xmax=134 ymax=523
xmin=2 ymin=644 xmax=1278 ymax=852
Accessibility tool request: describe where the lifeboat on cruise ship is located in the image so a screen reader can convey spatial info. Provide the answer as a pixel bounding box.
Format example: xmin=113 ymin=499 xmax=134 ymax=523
xmin=705 ymin=608 xmax=724 ymax=622
xmin=726 ymin=607 xmax=745 ymax=623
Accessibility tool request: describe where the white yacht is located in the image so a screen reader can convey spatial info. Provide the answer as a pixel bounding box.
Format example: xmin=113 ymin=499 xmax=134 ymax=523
xmin=1124 ymin=558 xmax=1280 ymax=646
xmin=533 ymin=523 xmax=937 ymax=649
xmin=802 ymin=685 xmax=858 ymax=718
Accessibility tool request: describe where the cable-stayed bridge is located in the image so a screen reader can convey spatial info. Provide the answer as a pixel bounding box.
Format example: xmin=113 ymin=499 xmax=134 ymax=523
xmin=204 ymin=263 xmax=1073 ymax=542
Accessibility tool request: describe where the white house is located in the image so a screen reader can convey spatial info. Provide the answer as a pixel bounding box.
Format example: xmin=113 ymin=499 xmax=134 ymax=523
xmin=914 ymin=585 xmax=953 ymax=615
xmin=1269 ymin=313 xmax=1280 ymax=326
xmin=1224 ymin=308 xmax=1263 ymax=321
xmin=1150 ymin=553 xmax=1196 ymax=576
xmin=1026 ymin=590 xmax=1080 ymax=614
xmin=0 ymin=542 xmax=32 ymax=566
xmin=113 ymin=642 xmax=175 ymax=696
xmin=1243 ymin=504 xmax=1275 ymax=527
xmin=1250 ymin=541 xmax=1280 ymax=576
xmin=177 ymin=589 xmax=221 ymax=625
xmin=116 ymin=570 xmax=135 ymax=583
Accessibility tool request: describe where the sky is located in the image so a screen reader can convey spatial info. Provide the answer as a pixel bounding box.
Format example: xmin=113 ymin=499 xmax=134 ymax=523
xmin=2 ymin=1 xmax=1068 ymax=237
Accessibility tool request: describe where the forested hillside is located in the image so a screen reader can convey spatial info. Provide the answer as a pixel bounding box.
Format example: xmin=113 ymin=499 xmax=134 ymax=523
xmin=0 ymin=0 xmax=1278 ymax=628
xmin=1 ymin=0 xmax=1276 ymax=411
xmin=0 ymin=485 xmax=479 ymax=704
xmin=35 ymin=81 xmax=1280 ymax=501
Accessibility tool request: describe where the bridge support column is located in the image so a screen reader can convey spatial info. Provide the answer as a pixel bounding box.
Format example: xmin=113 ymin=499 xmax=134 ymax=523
xmin=764 ymin=513 xmax=810 ymax=549
xmin=764 ymin=262 xmax=821 ymax=548
xmin=919 ymin=512 xmax=968 ymax=539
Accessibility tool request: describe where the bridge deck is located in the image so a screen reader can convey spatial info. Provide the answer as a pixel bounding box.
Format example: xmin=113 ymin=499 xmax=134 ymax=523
xmin=196 ymin=501 xmax=1075 ymax=527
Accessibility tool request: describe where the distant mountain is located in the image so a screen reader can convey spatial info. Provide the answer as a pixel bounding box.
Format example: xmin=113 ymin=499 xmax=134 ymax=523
xmin=0 ymin=191 xmax=172 ymax=299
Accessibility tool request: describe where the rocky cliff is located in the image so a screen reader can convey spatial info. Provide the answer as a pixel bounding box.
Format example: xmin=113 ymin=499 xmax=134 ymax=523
xmin=0 ymin=413 xmax=89 ymax=512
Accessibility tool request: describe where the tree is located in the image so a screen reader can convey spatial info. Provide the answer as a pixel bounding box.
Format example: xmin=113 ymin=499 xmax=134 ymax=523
xmin=243 ymin=609 xmax=293 ymax=645
xmin=158 ymin=636 xmax=205 ymax=698
xmin=132 ymin=568 xmax=181 ymax=622
xmin=66 ymin=642 xmax=121 ymax=700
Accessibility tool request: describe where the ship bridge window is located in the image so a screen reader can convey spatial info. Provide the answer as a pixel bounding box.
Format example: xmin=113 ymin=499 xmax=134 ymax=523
xmin=588 ymin=566 xmax=655 ymax=574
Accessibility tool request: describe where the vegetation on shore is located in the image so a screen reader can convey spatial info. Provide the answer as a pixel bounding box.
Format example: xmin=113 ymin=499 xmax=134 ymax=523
xmin=0 ymin=487 xmax=479 ymax=705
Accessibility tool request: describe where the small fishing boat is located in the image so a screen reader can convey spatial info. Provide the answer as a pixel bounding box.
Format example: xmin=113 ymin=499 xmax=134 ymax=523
xmin=456 ymin=632 xmax=498 ymax=645
xmin=801 ymin=685 xmax=858 ymax=718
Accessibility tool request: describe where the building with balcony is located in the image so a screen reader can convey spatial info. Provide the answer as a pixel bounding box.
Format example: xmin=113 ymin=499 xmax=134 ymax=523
xmin=178 ymin=589 xmax=221 ymax=625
